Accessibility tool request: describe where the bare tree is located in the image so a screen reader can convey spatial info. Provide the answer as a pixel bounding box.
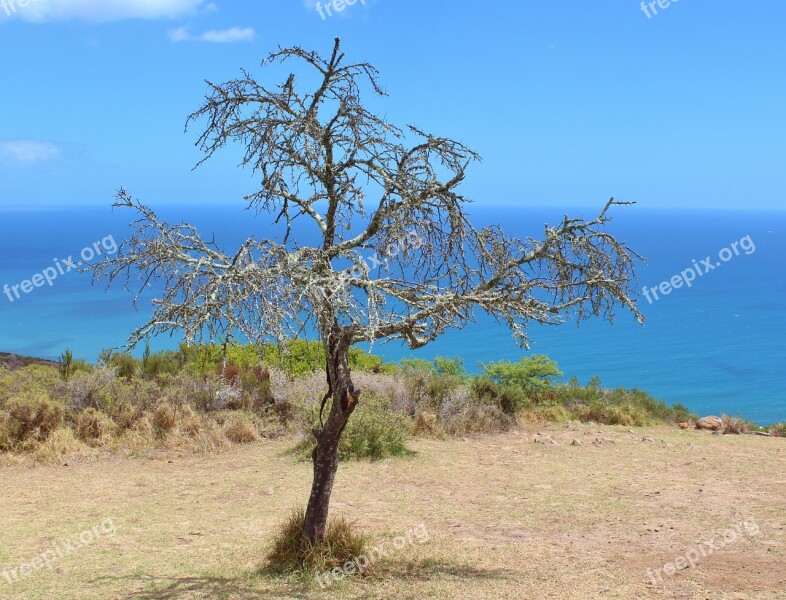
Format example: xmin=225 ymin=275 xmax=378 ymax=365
xmin=93 ymin=38 xmax=642 ymax=547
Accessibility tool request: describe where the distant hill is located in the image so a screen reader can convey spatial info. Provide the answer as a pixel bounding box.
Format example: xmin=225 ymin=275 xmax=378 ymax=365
xmin=0 ymin=352 xmax=58 ymax=372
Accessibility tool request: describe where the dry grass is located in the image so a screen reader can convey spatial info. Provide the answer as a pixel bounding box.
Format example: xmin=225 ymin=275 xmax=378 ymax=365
xmin=0 ymin=423 xmax=784 ymax=599
xmin=265 ymin=507 xmax=368 ymax=576
xmin=721 ymin=414 xmax=754 ymax=435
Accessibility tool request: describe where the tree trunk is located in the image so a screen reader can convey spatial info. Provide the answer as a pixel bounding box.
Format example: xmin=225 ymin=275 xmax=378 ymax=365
xmin=301 ymin=332 xmax=360 ymax=546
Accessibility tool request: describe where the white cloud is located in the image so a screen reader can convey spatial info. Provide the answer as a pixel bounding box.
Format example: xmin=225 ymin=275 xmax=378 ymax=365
xmin=0 ymin=140 xmax=60 ymax=165
xmin=168 ymin=26 xmax=254 ymax=44
xmin=168 ymin=25 xmax=191 ymax=42
xmin=0 ymin=0 xmax=208 ymax=23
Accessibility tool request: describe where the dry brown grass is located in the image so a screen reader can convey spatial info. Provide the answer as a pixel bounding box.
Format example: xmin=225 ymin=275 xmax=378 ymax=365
xmin=0 ymin=423 xmax=784 ymax=599
xmin=223 ymin=413 xmax=260 ymax=444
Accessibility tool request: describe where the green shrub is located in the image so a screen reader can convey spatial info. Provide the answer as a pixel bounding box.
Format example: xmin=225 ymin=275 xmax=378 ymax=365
xmin=348 ymin=347 xmax=392 ymax=373
xmin=339 ymin=397 xmax=411 ymax=460
xmin=470 ymin=378 xmax=529 ymax=415
xmin=61 ymin=368 xmax=119 ymax=412
xmin=266 ymin=507 xmax=368 ymax=576
xmin=141 ymin=344 xmax=184 ymax=379
xmin=111 ymin=353 xmax=137 ymax=381
xmin=552 ymin=377 xmax=697 ymax=426
xmin=1 ymin=393 xmax=64 ymax=448
xmin=58 ymin=349 xmax=93 ymax=381
xmin=433 ymin=357 xmax=466 ymax=378
xmin=480 ymin=355 xmax=562 ymax=394
xmin=0 ymin=365 xmax=60 ymax=406
xmin=400 ymin=359 xmax=464 ymax=413
xmin=575 ymin=401 xmax=651 ymax=427
xmin=264 ymin=340 xmax=325 ymax=377
xmin=399 ymin=358 xmax=433 ymax=373
xmin=183 ymin=345 xmax=223 ymax=378
xmin=59 ymin=349 xmax=74 ymax=381
xmin=296 ymin=395 xmax=411 ymax=461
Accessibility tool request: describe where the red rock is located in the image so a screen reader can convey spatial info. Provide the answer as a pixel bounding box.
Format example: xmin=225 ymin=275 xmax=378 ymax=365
xmin=696 ymin=416 xmax=723 ymax=431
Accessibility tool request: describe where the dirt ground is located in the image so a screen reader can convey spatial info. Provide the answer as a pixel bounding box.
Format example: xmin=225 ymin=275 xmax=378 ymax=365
xmin=0 ymin=423 xmax=784 ymax=599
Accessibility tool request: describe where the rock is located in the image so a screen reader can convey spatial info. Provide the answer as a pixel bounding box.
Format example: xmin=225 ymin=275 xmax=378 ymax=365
xmin=572 ymin=439 xmax=582 ymax=446
xmin=642 ymin=436 xmax=654 ymax=443
xmin=696 ymin=416 xmax=723 ymax=431
xmin=678 ymin=422 xmax=690 ymax=430
xmin=592 ymin=437 xmax=615 ymax=446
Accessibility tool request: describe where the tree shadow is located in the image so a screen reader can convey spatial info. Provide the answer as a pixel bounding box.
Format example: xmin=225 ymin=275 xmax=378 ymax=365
xmin=376 ymin=558 xmax=517 ymax=583
xmin=91 ymin=574 xmax=305 ymax=599
xmin=93 ymin=558 xmax=516 ymax=598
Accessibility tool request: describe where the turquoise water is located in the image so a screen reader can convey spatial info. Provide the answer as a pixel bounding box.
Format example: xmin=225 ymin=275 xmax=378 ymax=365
xmin=0 ymin=205 xmax=783 ymax=424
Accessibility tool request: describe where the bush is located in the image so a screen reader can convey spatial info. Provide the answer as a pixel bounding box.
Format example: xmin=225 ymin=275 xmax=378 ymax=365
xmin=480 ymin=355 xmax=562 ymax=394
xmin=470 ymin=378 xmax=529 ymax=416
xmin=770 ymin=423 xmax=786 ymax=437
xmin=152 ymin=403 xmax=177 ymax=435
xmin=721 ymin=414 xmax=755 ymax=435
xmin=0 ymin=365 xmax=60 ymax=406
xmin=400 ymin=360 xmax=464 ymax=415
xmin=58 ymin=349 xmax=94 ymax=382
xmin=33 ymin=427 xmax=91 ymax=462
xmin=552 ymin=377 xmax=698 ymax=426
xmin=339 ymin=397 xmax=411 ymax=460
xmin=442 ymin=403 xmax=513 ymax=435
xmin=224 ymin=412 xmax=259 ymax=444
xmin=113 ymin=353 xmax=137 ymax=381
xmin=1 ymin=393 xmax=64 ymax=448
xmin=60 ymin=368 xmax=119 ymax=412
xmin=266 ymin=507 xmax=368 ymax=576
xmin=413 ymin=410 xmax=442 ymax=438
xmin=433 ymin=357 xmax=466 ymax=378
xmin=348 ymin=347 xmax=391 ymax=374
xmin=264 ymin=340 xmax=325 ymax=377
xmin=107 ymin=400 xmax=137 ymax=432
xmin=177 ymin=405 xmax=204 ymax=438
xmin=296 ymin=395 xmax=411 ymax=461
xmin=75 ymin=408 xmax=116 ymax=444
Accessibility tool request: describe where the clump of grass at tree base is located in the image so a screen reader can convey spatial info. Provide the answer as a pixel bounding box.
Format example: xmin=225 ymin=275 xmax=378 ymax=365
xmin=265 ymin=507 xmax=368 ymax=578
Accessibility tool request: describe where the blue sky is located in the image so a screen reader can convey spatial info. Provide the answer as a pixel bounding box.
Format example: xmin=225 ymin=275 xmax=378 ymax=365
xmin=0 ymin=0 xmax=784 ymax=210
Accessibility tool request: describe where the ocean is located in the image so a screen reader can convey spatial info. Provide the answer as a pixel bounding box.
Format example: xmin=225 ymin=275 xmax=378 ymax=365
xmin=0 ymin=204 xmax=783 ymax=424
